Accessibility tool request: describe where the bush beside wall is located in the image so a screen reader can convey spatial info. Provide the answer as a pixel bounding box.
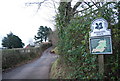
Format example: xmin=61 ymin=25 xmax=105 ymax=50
xmin=2 ymin=42 xmax=52 ymax=70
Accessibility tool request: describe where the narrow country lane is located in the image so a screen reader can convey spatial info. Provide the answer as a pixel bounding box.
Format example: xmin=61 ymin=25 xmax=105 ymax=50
xmin=2 ymin=47 xmax=58 ymax=79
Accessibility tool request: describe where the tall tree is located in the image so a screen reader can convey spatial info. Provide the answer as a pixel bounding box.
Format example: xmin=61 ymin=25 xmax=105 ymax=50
xmin=34 ymin=26 xmax=52 ymax=43
xmin=2 ymin=32 xmax=24 ymax=49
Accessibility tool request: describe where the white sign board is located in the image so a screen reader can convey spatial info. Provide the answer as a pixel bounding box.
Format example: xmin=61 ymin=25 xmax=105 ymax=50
xmin=90 ymin=18 xmax=111 ymax=37
xmin=89 ymin=18 xmax=112 ymax=54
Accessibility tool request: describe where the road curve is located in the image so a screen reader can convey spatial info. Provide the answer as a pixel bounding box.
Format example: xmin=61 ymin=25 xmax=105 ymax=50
xmin=2 ymin=47 xmax=58 ymax=79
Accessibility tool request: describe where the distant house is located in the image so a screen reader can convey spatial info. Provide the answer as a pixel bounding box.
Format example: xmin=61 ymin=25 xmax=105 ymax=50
xmin=25 ymin=44 xmax=35 ymax=48
xmin=0 ymin=47 xmax=7 ymax=49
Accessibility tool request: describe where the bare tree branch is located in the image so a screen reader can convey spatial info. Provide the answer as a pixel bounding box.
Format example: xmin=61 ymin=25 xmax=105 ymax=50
xmin=91 ymin=0 xmax=100 ymax=9
xmin=25 ymin=0 xmax=48 ymax=12
xmin=73 ymin=3 xmax=99 ymax=15
xmin=84 ymin=2 xmax=91 ymax=8
xmin=51 ymin=0 xmax=58 ymax=14
xmin=37 ymin=0 xmax=49 ymax=12
xmin=73 ymin=2 xmax=116 ymax=18
xmin=72 ymin=2 xmax=82 ymax=12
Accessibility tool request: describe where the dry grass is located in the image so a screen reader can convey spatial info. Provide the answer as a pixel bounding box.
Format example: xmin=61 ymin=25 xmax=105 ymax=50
xmin=49 ymin=58 xmax=73 ymax=79
xmin=50 ymin=47 xmax=59 ymax=54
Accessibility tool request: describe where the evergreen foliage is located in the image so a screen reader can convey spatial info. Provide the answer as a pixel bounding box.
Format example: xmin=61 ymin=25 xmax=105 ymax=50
xmin=2 ymin=32 xmax=24 ymax=49
xmin=34 ymin=26 xmax=52 ymax=43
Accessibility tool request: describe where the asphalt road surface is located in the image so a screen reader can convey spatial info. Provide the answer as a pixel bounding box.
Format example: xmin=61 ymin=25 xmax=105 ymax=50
xmin=2 ymin=47 xmax=58 ymax=79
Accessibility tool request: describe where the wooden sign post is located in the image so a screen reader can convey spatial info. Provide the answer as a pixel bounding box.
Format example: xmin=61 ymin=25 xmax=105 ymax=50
xmin=89 ymin=18 xmax=112 ymax=77
xmin=98 ymin=55 xmax=104 ymax=76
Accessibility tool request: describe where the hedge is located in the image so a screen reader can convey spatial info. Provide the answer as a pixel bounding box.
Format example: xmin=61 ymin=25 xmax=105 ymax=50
xmin=2 ymin=42 xmax=52 ymax=70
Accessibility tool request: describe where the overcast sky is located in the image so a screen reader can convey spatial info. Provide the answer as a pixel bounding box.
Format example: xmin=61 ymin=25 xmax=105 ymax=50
xmin=1 ymin=0 xmax=117 ymax=48
xmin=0 ymin=0 xmax=58 ymax=47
